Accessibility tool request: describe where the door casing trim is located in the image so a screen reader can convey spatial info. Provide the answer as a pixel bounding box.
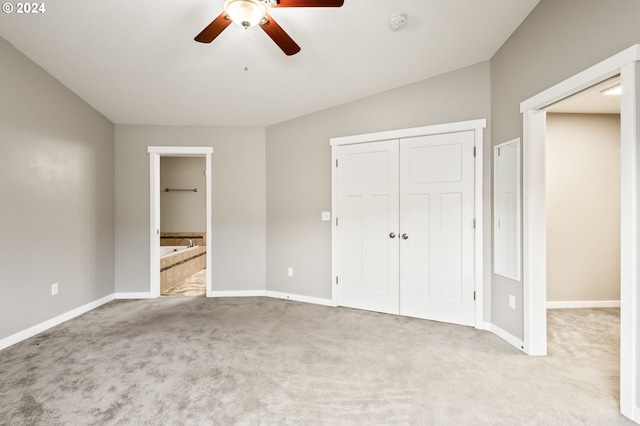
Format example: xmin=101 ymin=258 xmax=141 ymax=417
xmin=519 ymin=44 xmax=640 ymax=421
xmin=147 ymin=146 xmax=213 ymax=298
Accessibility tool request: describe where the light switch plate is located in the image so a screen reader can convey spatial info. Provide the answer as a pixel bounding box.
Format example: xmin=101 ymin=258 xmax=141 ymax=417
xmin=321 ymin=211 xmax=331 ymax=221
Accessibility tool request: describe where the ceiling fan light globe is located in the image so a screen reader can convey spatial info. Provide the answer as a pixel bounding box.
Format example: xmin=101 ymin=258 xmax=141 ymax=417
xmin=224 ymin=0 xmax=266 ymax=28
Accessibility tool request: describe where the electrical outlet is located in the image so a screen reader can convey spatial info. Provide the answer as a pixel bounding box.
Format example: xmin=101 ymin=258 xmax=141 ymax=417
xmin=509 ymin=295 xmax=516 ymax=310
xmin=287 ymin=267 xmax=293 ymax=277
xmin=52 ymin=283 xmax=59 ymax=296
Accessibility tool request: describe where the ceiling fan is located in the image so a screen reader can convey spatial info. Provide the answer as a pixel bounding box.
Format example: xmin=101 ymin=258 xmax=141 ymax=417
xmin=194 ymin=0 xmax=344 ymax=56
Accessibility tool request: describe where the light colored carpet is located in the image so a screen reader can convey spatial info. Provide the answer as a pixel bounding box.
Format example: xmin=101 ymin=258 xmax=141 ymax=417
xmin=0 ymin=298 xmax=632 ymax=425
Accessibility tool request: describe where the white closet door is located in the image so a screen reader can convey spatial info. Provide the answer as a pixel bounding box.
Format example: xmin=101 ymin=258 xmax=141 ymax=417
xmin=399 ymin=132 xmax=476 ymax=326
xmin=336 ymin=140 xmax=400 ymax=315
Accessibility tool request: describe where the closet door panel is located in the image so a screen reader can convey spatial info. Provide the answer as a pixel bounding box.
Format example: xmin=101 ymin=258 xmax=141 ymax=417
xmin=440 ymin=192 xmax=463 ymax=302
xmin=407 ymin=193 xmax=430 ymax=300
xmin=336 ymin=140 xmax=399 ymax=315
xmin=399 ymin=132 xmax=475 ymax=326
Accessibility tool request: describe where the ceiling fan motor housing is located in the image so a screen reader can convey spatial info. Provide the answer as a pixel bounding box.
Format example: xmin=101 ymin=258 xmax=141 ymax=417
xmin=195 ymin=0 xmax=344 ymax=56
xmin=224 ymin=0 xmax=266 ymax=28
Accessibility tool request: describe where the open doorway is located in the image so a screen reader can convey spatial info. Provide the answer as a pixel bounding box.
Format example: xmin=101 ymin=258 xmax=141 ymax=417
xmin=545 ymin=78 xmax=621 ymax=309
xmin=148 ymin=146 xmax=213 ymax=299
xmin=159 ymin=156 xmax=207 ymax=296
xmin=520 ymin=45 xmax=639 ymax=421
xmin=543 ymin=81 xmax=622 ymax=408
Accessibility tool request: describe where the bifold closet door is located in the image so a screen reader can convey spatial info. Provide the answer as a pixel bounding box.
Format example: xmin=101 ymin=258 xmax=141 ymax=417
xmin=399 ymin=132 xmax=476 ymax=326
xmin=336 ymin=140 xmax=400 ymax=315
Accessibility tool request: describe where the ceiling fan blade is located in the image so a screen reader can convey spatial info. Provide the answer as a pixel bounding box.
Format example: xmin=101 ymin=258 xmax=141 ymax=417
xmin=194 ymin=11 xmax=232 ymax=43
xmin=259 ymin=14 xmax=301 ymax=56
xmin=272 ymin=0 xmax=343 ymax=7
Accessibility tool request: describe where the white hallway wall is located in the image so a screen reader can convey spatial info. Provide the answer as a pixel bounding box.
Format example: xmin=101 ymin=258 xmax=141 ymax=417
xmin=114 ymin=126 xmax=266 ymax=294
xmin=546 ymin=113 xmax=621 ymax=303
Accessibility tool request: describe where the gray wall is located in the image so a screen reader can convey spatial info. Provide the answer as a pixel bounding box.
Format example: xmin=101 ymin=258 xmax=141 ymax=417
xmin=266 ymin=62 xmax=491 ymax=308
xmin=0 ymin=37 xmax=114 ymax=340
xmin=546 ymin=113 xmax=620 ymax=303
xmin=114 ymin=125 xmax=266 ymax=293
xmin=490 ymin=0 xmax=640 ymax=339
xmin=160 ymin=157 xmax=206 ymax=233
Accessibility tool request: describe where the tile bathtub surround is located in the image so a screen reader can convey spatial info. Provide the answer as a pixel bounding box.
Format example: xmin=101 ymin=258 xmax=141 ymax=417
xmin=160 ymin=246 xmax=206 ymax=294
xmin=160 ymin=232 xmax=206 ymax=247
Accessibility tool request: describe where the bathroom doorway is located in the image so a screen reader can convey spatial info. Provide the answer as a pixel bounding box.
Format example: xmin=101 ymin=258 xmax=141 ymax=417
xmin=148 ymin=146 xmax=213 ymax=298
xmin=159 ymin=156 xmax=207 ymax=296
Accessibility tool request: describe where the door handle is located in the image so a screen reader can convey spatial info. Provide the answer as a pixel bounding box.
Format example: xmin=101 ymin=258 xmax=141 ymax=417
xmin=402 ymin=233 xmax=409 ymax=240
xmin=389 ymin=233 xmax=396 ymax=239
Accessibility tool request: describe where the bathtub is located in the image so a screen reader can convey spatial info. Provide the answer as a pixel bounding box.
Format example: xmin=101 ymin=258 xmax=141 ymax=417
xmin=160 ymin=245 xmax=191 ymax=258
xmin=160 ymin=245 xmax=206 ymax=293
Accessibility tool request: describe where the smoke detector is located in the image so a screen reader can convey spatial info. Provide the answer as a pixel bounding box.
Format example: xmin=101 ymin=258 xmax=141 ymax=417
xmin=389 ymin=12 xmax=407 ymax=30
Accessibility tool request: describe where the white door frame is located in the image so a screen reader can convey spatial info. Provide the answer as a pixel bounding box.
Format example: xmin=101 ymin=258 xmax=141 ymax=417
xmin=330 ymin=119 xmax=487 ymax=328
xmin=520 ymin=45 xmax=640 ymax=421
xmin=148 ymin=146 xmax=213 ymax=298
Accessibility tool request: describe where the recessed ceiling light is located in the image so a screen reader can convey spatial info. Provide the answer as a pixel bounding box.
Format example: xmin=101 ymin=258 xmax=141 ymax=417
xmin=602 ymin=85 xmax=622 ymax=95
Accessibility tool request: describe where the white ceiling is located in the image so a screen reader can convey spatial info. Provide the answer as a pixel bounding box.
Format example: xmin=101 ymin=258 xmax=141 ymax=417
xmin=0 ymin=0 xmax=540 ymax=127
xmin=548 ymin=77 xmax=621 ymax=114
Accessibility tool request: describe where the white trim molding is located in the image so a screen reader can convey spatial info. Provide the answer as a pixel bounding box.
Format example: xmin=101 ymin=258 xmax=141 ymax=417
xmin=146 ymin=146 xmax=214 ymax=156
xmin=209 ymin=290 xmax=334 ymax=307
xmin=522 ymin=109 xmax=548 ymax=357
xmin=330 ymin=119 xmax=487 ymax=146
xmin=265 ymin=291 xmax=334 ymax=307
xmin=147 ymin=146 xmax=214 ymax=299
xmin=490 ymin=324 xmax=525 ymax=353
xmin=473 ymin=126 xmax=485 ymax=329
xmin=0 ymin=294 xmax=115 ymax=352
xmin=620 ymin=60 xmax=639 ymax=423
xmin=209 ymin=290 xmax=267 ymax=298
xmin=114 ymin=292 xmax=154 ymax=299
xmin=520 ymin=45 xmax=640 ymax=113
xmin=546 ymin=300 xmax=621 ymax=309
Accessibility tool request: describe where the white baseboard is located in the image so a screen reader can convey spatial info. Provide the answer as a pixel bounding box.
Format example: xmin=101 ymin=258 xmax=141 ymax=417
xmin=208 ymin=290 xmax=266 ymax=298
xmin=114 ymin=292 xmax=154 ymax=299
xmin=546 ymin=300 xmax=621 ymax=309
xmin=490 ymin=324 xmax=525 ymax=352
xmin=265 ymin=291 xmax=334 ymax=307
xmin=476 ymin=321 xmax=491 ymax=331
xmin=0 ymin=294 xmax=115 ymax=352
xmin=208 ymin=290 xmax=334 ymax=307
xmin=625 ymin=405 xmax=640 ymax=424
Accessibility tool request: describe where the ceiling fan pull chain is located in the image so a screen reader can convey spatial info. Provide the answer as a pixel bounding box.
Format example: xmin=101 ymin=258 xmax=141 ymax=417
xmin=244 ymin=29 xmax=250 ymax=71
